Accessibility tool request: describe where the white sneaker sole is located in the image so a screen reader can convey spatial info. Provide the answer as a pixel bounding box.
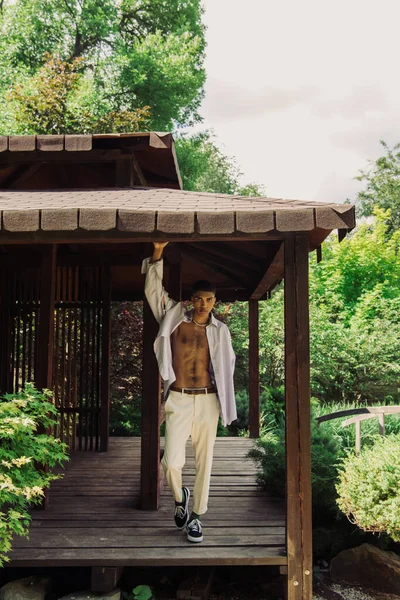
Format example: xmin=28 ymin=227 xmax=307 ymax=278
xmin=187 ymin=533 xmax=204 ymax=543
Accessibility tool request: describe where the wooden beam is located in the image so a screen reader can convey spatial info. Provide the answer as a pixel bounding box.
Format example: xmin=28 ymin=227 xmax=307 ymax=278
xmin=250 ymin=243 xmax=283 ymax=299
xmin=0 ymin=149 xmax=124 ymax=165
xmin=0 ymin=232 xmax=285 ymax=245
xmin=100 ymin=265 xmax=111 ymax=452
xmin=35 ymin=245 xmax=56 ymax=390
xmin=284 ymin=235 xmax=312 ymax=600
xmin=248 ymin=299 xmax=260 ymax=438
xmin=116 ymin=158 xmax=134 ymax=187
xmin=132 ymin=153 xmax=147 ymax=186
xmin=186 ymin=242 xmax=260 ymax=275
xmin=181 ymin=245 xmax=248 ymax=288
xmin=9 ymin=163 xmax=43 ymax=189
xmin=140 ymin=297 xmax=161 ymax=510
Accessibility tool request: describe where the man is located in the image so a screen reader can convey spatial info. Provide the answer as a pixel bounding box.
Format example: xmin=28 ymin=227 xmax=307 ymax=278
xmin=142 ymin=241 xmax=236 ymax=543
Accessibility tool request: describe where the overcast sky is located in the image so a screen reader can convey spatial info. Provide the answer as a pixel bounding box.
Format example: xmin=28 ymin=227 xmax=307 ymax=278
xmin=191 ymin=0 xmax=400 ymax=202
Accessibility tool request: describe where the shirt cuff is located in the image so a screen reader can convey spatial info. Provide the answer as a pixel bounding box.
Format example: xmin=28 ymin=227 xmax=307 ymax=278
xmin=141 ymin=256 xmax=163 ymax=275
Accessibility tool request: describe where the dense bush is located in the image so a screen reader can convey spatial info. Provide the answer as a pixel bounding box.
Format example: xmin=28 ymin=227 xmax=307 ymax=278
xmin=336 ymin=434 xmax=400 ymax=542
xmin=110 ymin=301 xmax=143 ymax=436
xmin=248 ymin=408 xmax=342 ymax=518
xmin=228 ymin=386 xmax=285 ymax=434
xmin=247 ymin=399 xmax=400 ymax=516
xmin=0 ymin=384 xmax=69 ymax=566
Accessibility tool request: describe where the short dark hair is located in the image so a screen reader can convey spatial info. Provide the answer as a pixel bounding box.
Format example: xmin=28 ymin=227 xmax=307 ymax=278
xmin=191 ymin=280 xmax=216 ymax=296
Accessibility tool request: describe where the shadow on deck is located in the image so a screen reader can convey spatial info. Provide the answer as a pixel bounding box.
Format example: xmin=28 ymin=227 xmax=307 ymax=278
xmin=9 ymin=437 xmax=287 ymax=567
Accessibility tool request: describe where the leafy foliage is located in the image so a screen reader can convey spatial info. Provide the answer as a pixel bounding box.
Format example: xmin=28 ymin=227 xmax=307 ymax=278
xmin=110 ymin=302 xmax=143 ymax=436
xmin=221 ymin=210 xmax=400 ymax=407
xmin=7 ymin=54 xmax=151 ymax=134
xmin=247 ymin=406 xmax=342 ymax=517
xmin=355 ymin=141 xmax=400 ymax=234
xmin=336 ymin=434 xmax=400 ymax=541
xmin=0 ymin=384 xmax=69 ymax=566
xmin=0 ymin=0 xmax=206 ymax=133
xmin=176 ymin=132 xmax=267 ymax=195
xmin=122 ymin=585 xmax=153 ymax=600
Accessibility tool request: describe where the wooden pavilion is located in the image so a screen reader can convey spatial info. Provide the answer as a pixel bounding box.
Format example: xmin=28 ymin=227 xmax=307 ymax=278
xmin=0 ymin=133 xmax=355 ymax=600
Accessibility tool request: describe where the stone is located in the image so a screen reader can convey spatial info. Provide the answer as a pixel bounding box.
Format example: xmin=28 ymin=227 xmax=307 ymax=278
xmin=0 ymin=576 xmax=50 ymax=600
xmin=330 ymin=543 xmax=400 ymax=594
xmin=58 ymin=589 xmax=121 ymax=600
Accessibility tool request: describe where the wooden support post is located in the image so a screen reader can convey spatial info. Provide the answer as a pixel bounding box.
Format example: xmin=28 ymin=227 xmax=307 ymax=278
xmin=91 ymin=567 xmax=124 ymax=593
xmin=378 ymin=413 xmax=385 ymax=437
xmin=140 ymin=297 xmax=161 ymax=510
xmin=116 ymin=157 xmax=134 ymax=186
xmin=177 ymin=567 xmax=215 ymax=600
xmin=355 ymin=421 xmax=361 ymax=452
xmin=284 ymin=235 xmax=313 ymax=600
xmin=100 ymin=265 xmax=112 ymax=452
xmin=249 ymin=299 xmax=260 ymax=438
xmin=36 ymin=245 xmax=57 ymax=390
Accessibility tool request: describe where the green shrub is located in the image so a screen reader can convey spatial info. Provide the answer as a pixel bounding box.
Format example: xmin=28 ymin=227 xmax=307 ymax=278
xmin=0 ymin=384 xmax=69 ymax=566
xmin=248 ymin=410 xmax=342 ymax=518
xmin=110 ymin=399 xmax=141 ymax=436
xmin=229 ymin=386 xmax=285 ymax=435
xmin=336 ymin=433 xmax=400 ymax=542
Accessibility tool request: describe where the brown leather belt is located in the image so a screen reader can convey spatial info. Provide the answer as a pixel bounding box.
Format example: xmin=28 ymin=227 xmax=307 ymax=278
xmin=170 ymin=386 xmax=216 ymax=395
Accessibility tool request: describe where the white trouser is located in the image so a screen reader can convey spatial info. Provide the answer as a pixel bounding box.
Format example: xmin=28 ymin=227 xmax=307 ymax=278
xmin=161 ymin=390 xmax=220 ymax=515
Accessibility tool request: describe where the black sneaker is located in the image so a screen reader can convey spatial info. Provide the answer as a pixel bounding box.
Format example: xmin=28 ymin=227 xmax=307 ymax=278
xmin=186 ymin=517 xmax=203 ymax=543
xmin=174 ymin=487 xmax=190 ymax=529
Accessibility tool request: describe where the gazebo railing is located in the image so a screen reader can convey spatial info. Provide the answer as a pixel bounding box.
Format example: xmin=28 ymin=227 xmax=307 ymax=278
xmin=316 ymin=406 xmax=400 ymax=451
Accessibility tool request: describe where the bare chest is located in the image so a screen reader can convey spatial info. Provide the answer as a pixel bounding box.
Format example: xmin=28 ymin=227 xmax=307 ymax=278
xmin=171 ymin=321 xmax=209 ymax=353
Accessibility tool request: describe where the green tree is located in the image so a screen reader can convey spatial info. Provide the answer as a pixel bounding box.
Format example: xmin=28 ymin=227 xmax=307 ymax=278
xmin=221 ymin=210 xmax=400 ymax=405
xmin=355 ymin=141 xmax=400 ymax=234
xmin=0 ymin=0 xmax=206 ymax=133
xmin=0 ymin=384 xmax=69 ymax=566
xmin=8 ymin=54 xmax=150 ymax=134
xmin=176 ymin=131 xmax=267 ymax=195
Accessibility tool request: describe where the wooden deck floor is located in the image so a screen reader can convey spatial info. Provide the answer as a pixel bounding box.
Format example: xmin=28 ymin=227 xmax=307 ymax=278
xmin=9 ymin=437 xmax=287 ymax=567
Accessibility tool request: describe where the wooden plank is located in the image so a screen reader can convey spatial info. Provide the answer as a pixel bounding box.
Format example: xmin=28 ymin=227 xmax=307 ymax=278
xmin=100 ymin=265 xmax=111 ymax=451
xmin=248 ymin=299 xmax=260 ymax=438
xmin=35 ymin=245 xmax=56 ymax=390
xmin=140 ymin=298 xmax=161 ymax=509
xmin=8 ymin=437 xmax=287 ymax=568
xmin=9 ymin=546 xmax=287 ymax=567
xmin=284 ymin=235 xmax=312 ymax=600
xmin=15 ymin=530 xmax=286 ymax=548
xmin=31 ymin=520 xmax=285 ymax=529
xmin=250 ymin=242 xmax=283 ymax=299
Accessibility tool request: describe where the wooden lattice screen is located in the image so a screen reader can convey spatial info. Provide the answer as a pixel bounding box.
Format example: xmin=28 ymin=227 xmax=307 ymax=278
xmin=54 ymin=265 xmax=107 ymax=451
xmin=0 ymin=266 xmax=40 ymax=394
xmin=0 ymin=261 xmax=111 ymax=452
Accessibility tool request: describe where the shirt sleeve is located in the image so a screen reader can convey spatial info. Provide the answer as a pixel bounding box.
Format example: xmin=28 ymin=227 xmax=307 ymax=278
xmin=224 ymin=325 xmax=236 ymax=372
xmin=141 ymin=257 xmax=177 ymax=324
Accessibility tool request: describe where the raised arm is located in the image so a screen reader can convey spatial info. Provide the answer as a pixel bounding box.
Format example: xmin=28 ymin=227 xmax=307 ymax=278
xmin=141 ymin=242 xmax=177 ymax=323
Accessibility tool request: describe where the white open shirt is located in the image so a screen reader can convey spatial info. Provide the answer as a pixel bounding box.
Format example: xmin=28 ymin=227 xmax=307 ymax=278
xmin=142 ymin=257 xmax=237 ymax=426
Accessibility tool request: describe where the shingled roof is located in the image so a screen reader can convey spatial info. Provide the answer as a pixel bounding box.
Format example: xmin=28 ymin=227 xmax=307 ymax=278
xmin=0 ymin=187 xmax=355 ymax=237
